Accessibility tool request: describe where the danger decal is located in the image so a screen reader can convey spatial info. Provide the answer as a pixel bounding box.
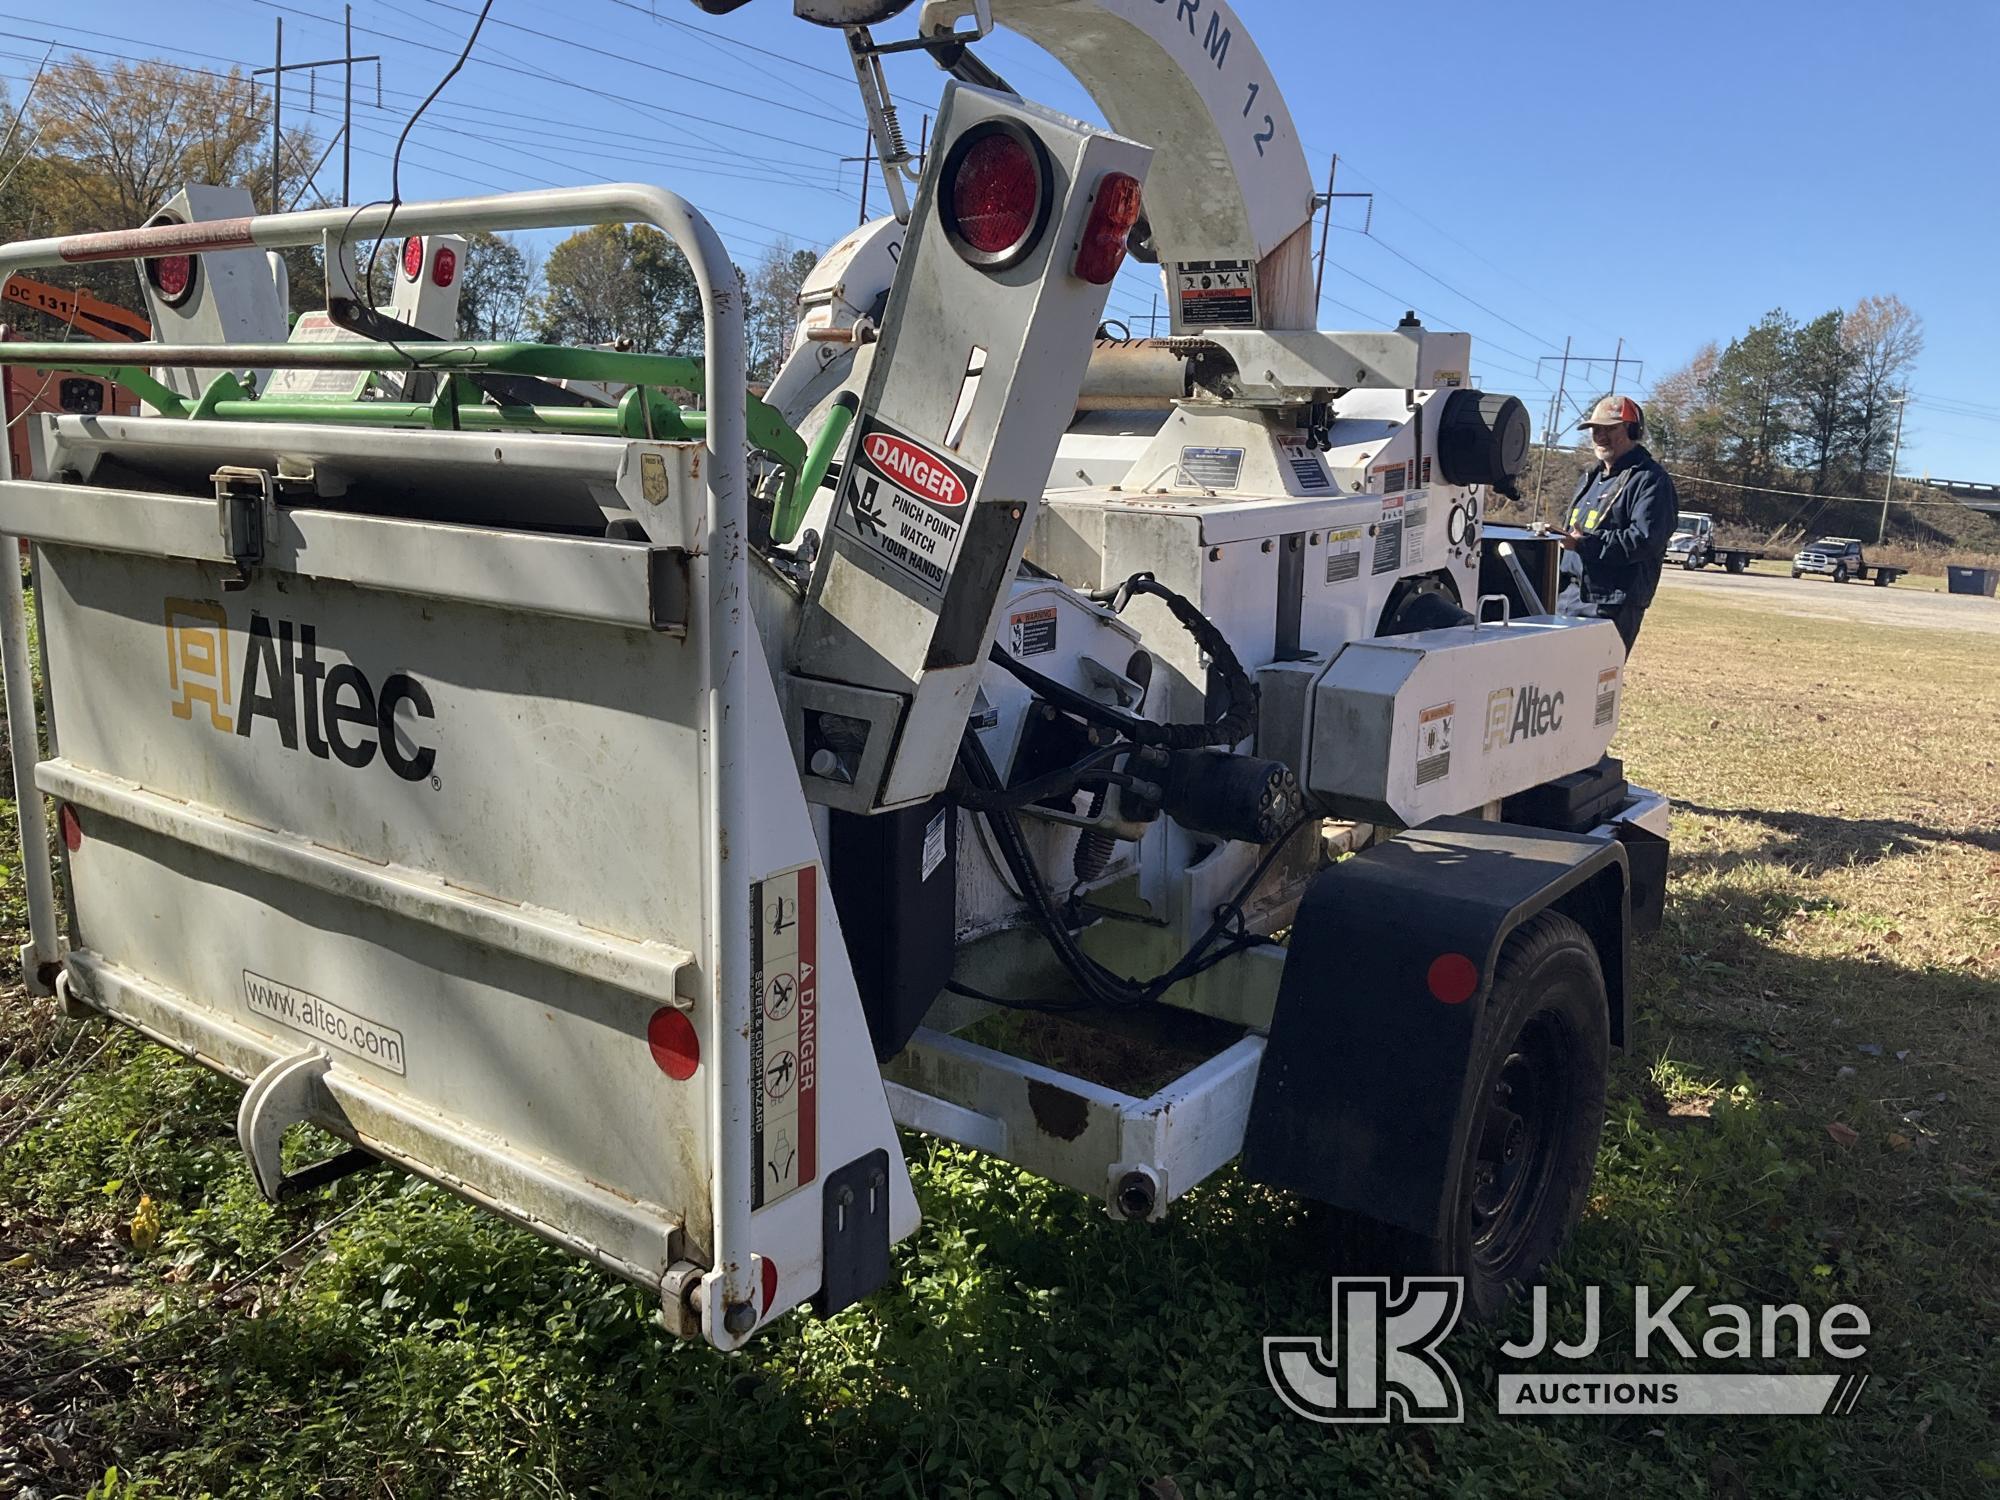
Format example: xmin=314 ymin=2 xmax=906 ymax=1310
xmin=1415 ymin=701 xmax=1455 ymax=788
xmin=751 ymin=864 xmax=818 ymax=1209
xmin=1174 ymin=259 xmax=1257 ymax=328
xmin=835 ymin=415 xmax=979 ymax=594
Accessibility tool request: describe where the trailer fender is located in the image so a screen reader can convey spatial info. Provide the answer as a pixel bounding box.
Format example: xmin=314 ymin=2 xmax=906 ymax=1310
xmin=1242 ymin=817 xmax=1630 ymax=1238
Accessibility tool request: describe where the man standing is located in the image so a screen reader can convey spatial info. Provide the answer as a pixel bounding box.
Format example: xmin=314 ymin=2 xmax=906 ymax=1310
xmin=1560 ymin=394 xmax=1678 ymax=654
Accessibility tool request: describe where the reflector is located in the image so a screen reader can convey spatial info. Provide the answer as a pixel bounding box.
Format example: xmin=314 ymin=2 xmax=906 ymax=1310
xmin=401 ymin=235 xmax=425 ymax=281
xmin=432 ymin=245 xmax=458 ymax=288
xmin=1072 ymin=172 xmax=1143 ymax=285
xmin=146 ymin=255 xmax=196 ymax=307
xmin=939 ymin=120 xmax=1052 ymax=271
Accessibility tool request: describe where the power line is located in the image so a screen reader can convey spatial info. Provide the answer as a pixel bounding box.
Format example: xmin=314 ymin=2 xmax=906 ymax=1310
xmin=398 ymin=0 xmax=867 ymax=133
xmin=1333 ymin=225 xmax=1560 ymax=352
xmin=596 ymin=0 xmax=934 ymax=113
xmin=1662 ymin=469 xmax=1976 ymax=508
xmin=1316 ymin=148 xmax=1621 ymax=345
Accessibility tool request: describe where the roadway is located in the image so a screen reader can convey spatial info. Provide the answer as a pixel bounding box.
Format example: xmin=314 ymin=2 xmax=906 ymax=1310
xmin=1655 ymin=563 xmax=2000 ymax=636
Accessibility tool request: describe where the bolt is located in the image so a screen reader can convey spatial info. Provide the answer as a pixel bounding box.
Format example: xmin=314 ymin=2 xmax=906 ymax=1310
xmin=723 ymin=1299 xmax=758 ymax=1335
xmin=837 ymin=1185 xmax=854 ymax=1208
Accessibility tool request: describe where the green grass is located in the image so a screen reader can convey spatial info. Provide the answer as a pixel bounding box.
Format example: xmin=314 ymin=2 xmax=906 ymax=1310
xmin=3 ymin=590 xmax=1998 ymax=1497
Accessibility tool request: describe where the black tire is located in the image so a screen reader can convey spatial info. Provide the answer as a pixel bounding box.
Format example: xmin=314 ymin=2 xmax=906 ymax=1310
xmin=1833 ymin=564 xmax=1849 ymax=584
xmin=1326 ymin=911 xmax=1609 ymax=1321
xmin=1791 ymin=568 xmax=1802 ymax=579
xmin=1681 ymin=552 xmax=1700 ymax=571
xmin=1726 ymin=555 xmax=1747 ymax=575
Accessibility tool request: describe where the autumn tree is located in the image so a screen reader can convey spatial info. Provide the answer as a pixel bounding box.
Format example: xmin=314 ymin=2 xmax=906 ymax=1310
xmin=531 ymin=224 xmax=701 ymax=353
xmin=8 ymin=57 xmax=325 ymax=319
xmin=1841 ymin=294 xmax=1923 ymax=485
xmin=744 ymin=239 xmax=819 ymax=384
xmin=1786 ymin=310 xmax=1857 ymax=493
xmin=457 ymin=232 xmax=539 ymax=341
xmin=29 ymin=56 xmax=318 ymax=229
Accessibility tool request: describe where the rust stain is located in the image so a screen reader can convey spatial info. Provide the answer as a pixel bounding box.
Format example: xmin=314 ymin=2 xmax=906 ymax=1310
xmin=1027 ymin=1078 xmax=1090 ymax=1141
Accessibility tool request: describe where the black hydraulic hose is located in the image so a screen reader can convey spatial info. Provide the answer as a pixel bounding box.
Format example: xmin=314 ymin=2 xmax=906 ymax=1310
xmin=983 ymin=572 xmax=1257 ymax=752
xmin=956 ymin=730 xmax=1148 ymax=1011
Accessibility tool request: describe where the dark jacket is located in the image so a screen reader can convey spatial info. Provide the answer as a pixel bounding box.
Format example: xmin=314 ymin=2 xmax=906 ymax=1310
xmin=1566 ymin=444 xmax=1678 ymax=610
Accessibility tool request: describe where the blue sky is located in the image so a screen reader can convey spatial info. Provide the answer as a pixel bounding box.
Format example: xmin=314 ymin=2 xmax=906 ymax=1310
xmin=2 ymin=0 xmax=1995 ymax=481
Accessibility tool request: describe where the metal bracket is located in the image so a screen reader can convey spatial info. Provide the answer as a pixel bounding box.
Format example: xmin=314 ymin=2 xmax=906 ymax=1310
xmin=814 ymin=1148 xmax=893 ymax=1317
xmin=237 ymin=1050 xmax=364 ymax=1203
xmin=211 ymin=465 xmax=271 ymax=590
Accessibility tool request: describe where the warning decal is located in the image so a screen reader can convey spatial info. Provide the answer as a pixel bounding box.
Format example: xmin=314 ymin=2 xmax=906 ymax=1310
xmin=1281 ymin=441 xmax=1332 ymax=493
xmin=263 ymin=312 xmax=373 ymax=398
xmin=835 ymin=415 xmax=979 ymax=595
xmin=1415 ymin=701 xmax=1455 ymax=787
xmin=1406 ymin=502 xmax=1429 ymax=564
xmin=1373 ymin=461 xmax=1408 ymax=495
xmin=1324 ymin=526 xmax=1364 ymax=583
xmin=1009 ymin=606 xmax=1058 ymax=658
xmin=1174 ymin=259 xmax=1257 ymax=328
xmin=1595 ymin=666 xmax=1620 ymax=727
xmin=1373 ymin=495 xmax=1406 ymax=575
xmin=751 ymin=864 xmax=817 ymax=1210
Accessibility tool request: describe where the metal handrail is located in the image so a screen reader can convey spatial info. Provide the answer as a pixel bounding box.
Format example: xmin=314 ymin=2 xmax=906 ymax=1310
xmin=0 ymin=184 xmax=760 ymax=1344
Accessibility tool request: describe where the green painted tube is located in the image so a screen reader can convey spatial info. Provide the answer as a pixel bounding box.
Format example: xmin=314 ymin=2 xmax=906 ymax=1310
xmin=201 ymin=399 xmax=665 ymax=436
xmin=773 ymin=392 xmax=859 ymax=545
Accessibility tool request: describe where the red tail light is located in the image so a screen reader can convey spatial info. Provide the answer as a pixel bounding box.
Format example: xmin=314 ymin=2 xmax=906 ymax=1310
xmin=432 ymin=245 xmax=457 ymax=288
xmin=401 ymin=234 xmax=425 ymax=281
xmin=146 ymin=254 xmax=196 ymax=307
xmin=1072 ymin=172 xmax=1142 ymax=285
xmin=939 ymin=120 xmax=1053 ymax=271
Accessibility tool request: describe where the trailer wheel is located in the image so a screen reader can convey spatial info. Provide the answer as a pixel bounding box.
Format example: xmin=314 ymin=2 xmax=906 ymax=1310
xmin=1726 ymin=554 xmax=1747 ymax=574
xmin=1327 ymin=911 xmax=1608 ymax=1320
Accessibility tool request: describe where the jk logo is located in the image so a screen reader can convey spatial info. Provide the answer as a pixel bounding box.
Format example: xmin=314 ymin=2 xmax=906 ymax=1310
xmin=1265 ymin=1278 xmax=1466 ymax=1424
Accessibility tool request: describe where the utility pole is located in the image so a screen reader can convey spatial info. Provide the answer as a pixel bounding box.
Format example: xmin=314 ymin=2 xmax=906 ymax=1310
xmin=1605 ymin=336 xmax=1624 ymax=397
xmin=255 ymin=17 xmax=380 ymax=211
xmin=841 ymin=129 xmax=875 ymax=226
xmin=1148 ymin=293 xmax=1159 ymax=338
xmin=1309 ymin=151 xmax=1373 ymax=312
xmin=1878 ymin=394 xmax=1909 ymax=543
xmin=1533 ymin=334 xmax=1573 ymax=522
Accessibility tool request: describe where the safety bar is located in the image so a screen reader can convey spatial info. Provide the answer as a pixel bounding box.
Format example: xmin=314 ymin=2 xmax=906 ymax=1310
xmin=0 ymin=185 xmax=760 ymax=1347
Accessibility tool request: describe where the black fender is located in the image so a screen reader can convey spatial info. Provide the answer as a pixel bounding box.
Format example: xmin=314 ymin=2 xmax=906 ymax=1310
xmin=1242 ymin=817 xmax=1632 ymax=1239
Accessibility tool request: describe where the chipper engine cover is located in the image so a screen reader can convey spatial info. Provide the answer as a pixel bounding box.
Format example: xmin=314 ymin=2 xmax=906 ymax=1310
xmin=1306 ymin=614 xmax=1626 ymax=826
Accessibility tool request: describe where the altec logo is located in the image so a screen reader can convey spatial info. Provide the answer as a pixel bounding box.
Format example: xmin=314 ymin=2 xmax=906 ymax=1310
xmin=1483 ymin=682 xmax=1566 ymax=752
xmin=164 ymin=598 xmax=437 ymax=782
xmin=862 ymin=432 xmax=969 ymax=510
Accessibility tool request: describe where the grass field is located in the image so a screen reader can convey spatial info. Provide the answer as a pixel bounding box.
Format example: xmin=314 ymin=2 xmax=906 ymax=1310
xmin=2 ymin=588 xmax=1997 ymax=1498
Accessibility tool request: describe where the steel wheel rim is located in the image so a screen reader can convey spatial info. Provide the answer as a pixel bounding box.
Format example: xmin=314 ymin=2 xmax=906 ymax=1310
xmin=1468 ymin=1007 xmax=1577 ymax=1276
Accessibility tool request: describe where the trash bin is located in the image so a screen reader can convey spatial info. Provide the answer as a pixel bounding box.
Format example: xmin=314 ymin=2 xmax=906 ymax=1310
xmin=1946 ymin=566 xmax=1998 ymax=597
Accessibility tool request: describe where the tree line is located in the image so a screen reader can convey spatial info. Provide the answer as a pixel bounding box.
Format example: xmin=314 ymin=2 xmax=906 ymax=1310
xmin=1644 ymin=296 xmax=1923 ymax=498
xmin=0 ymin=57 xmax=819 ymax=382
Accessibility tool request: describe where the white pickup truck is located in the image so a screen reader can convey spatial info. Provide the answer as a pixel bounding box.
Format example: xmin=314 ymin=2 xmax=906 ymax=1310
xmin=1666 ymin=511 xmax=1760 ymax=573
